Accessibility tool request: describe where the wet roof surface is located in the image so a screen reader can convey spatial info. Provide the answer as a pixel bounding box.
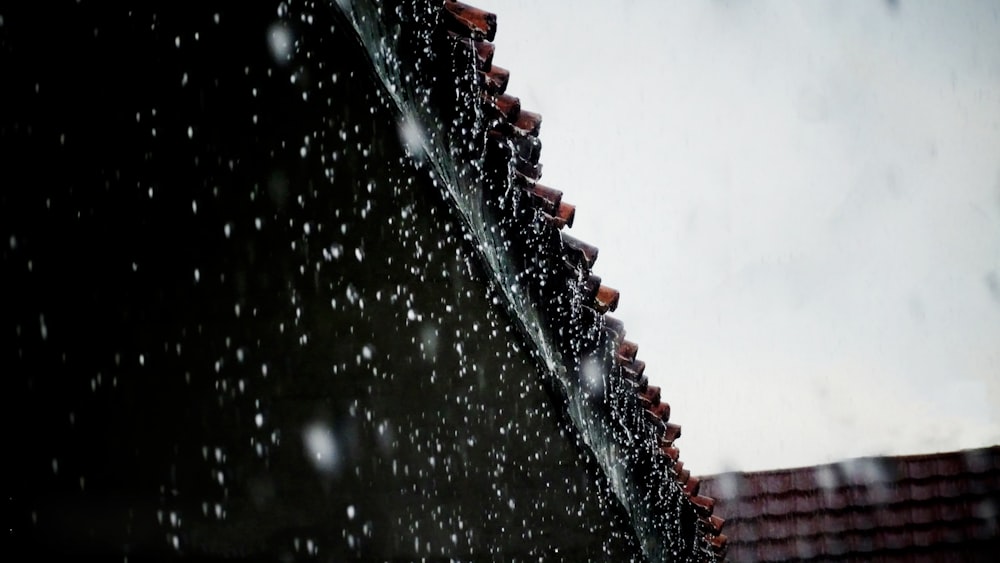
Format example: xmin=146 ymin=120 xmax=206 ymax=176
xmin=436 ymin=1 xmax=726 ymax=558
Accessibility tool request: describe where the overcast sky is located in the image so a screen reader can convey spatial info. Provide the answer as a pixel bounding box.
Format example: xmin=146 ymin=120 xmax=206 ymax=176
xmin=475 ymin=0 xmax=1000 ymax=474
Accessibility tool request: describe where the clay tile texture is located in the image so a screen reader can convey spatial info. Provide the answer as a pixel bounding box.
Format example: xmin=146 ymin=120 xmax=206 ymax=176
xmin=699 ymin=446 xmax=1000 ymax=562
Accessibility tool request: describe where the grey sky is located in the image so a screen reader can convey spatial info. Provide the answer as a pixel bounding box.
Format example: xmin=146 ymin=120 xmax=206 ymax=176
xmin=477 ymin=0 xmax=1000 ymax=473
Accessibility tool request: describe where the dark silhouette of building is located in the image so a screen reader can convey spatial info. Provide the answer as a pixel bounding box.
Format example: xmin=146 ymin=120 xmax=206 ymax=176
xmin=4 ymin=1 xmax=719 ymax=561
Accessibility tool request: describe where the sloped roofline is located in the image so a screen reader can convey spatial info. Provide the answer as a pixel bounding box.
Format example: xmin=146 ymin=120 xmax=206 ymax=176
xmin=333 ymin=1 xmax=726 ymax=560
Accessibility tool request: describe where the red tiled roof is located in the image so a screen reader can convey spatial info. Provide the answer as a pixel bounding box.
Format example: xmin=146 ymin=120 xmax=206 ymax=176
xmin=441 ymin=1 xmax=725 ymax=559
xmin=700 ymin=446 xmax=1000 ymax=562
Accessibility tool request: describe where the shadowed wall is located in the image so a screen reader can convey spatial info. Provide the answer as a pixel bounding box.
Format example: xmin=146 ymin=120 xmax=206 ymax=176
xmin=3 ymin=2 xmax=643 ymax=560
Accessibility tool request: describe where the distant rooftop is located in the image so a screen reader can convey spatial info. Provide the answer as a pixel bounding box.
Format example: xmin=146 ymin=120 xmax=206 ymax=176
xmin=700 ymin=446 xmax=1000 ymax=562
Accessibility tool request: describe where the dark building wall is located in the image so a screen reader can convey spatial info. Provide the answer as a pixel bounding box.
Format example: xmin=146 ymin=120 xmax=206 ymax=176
xmin=3 ymin=2 xmax=646 ymax=560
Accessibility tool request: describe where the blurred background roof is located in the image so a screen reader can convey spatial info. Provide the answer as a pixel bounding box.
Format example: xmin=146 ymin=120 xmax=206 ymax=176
xmin=701 ymin=445 xmax=1000 ymax=561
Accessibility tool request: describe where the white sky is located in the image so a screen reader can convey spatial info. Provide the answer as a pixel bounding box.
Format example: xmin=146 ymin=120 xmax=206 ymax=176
xmin=476 ymin=0 xmax=1000 ymax=474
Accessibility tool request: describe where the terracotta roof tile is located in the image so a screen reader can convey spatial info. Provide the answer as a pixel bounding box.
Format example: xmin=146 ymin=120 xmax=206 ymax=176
xmin=480 ymin=64 xmax=510 ymax=94
xmin=554 ymin=200 xmax=575 ymax=227
xmin=443 ymin=0 xmax=497 ymax=41
xmin=603 ymin=315 xmax=626 ymax=341
xmin=514 ymin=109 xmax=542 ymax=136
xmin=594 ymin=284 xmax=620 ymax=313
xmin=621 ymin=357 xmax=646 ymax=380
xmin=617 ymin=340 xmax=639 ymax=363
xmin=496 ymin=92 xmax=522 ymax=118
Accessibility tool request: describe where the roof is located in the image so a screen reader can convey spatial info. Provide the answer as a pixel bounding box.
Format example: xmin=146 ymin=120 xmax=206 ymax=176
xmin=699 ymin=446 xmax=1000 ymax=562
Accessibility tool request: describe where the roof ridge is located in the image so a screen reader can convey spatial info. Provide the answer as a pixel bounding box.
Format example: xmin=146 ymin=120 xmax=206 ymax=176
xmin=440 ymin=1 xmax=724 ymax=560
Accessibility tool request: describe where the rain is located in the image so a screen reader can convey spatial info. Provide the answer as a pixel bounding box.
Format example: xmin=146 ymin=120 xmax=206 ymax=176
xmin=5 ymin=1 xmax=665 ymax=560
xmin=9 ymin=1 xmax=995 ymax=561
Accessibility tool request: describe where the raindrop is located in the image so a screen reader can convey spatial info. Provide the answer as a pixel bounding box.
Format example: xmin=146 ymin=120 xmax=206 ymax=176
xmin=815 ymin=465 xmax=838 ymax=491
xmin=267 ymin=22 xmax=293 ymax=66
xmin=580 ymin=355 xmax=605 ymax=399
xmin=303 ymin=423 xmax=341 ymax=475
xmin=397 ymin=113 xmax=427 ymax=162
